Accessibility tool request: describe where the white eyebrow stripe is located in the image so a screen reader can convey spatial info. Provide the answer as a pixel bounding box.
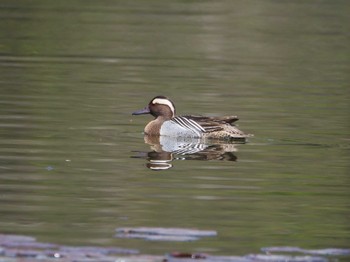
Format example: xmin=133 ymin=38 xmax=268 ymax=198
xmin=152 ymin=98 xmax=175 ymax=117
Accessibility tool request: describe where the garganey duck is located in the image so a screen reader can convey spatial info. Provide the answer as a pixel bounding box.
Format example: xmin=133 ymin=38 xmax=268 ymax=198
xmin=132 ymin=96 xmax=251 ymax=141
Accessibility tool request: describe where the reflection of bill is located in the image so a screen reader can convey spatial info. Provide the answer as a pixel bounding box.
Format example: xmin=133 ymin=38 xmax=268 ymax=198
xmin=133 ymin=135 xmax=241 ymax=170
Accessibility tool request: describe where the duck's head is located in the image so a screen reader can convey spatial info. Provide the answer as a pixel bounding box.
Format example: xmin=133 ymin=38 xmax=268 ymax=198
xmin=132 ymin=96 xmax=176 ymax=120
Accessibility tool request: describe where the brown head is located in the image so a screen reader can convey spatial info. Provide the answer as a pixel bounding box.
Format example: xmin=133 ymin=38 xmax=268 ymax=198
xmin=132 ymin=96 xmax=176 ymax=120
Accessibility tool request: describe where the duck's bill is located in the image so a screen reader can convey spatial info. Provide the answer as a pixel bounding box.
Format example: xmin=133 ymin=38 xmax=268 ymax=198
xmin=132 ymin=106 xmax=150 ymax=115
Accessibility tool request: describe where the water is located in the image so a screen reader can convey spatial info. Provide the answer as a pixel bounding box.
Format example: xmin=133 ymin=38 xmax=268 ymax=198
xmin=0 ymin=0 xmax=349 ymax=258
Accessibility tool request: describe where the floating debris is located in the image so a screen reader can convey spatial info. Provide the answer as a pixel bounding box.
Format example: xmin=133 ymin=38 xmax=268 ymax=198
xmin=46 ymin=166 xmax=54 ymax=171
xmin=168 ymin=252 xmax=208 ymax=259
xmin=116 ymin=227 xmax=217 ymax=242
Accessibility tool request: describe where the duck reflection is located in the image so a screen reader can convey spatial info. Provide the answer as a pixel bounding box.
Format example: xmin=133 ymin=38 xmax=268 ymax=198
xmin=133 ymin=135 xmax=244 ymax=170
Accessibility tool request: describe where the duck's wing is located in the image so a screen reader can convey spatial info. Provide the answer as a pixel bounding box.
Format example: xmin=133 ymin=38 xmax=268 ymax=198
xmin=182 ymin=115 xmax=239 ymax=133
xmin=171 ymin=116 xmax=206 ymax=134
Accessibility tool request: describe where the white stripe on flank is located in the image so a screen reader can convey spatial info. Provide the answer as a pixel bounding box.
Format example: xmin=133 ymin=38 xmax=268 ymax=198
xmin=176 ymin=117 xmax=205 ymax=133
xmin=187 ymin=118 xmax=206 ymax=132
xmin=172 ymin=116 xmax=205 ymax=137
xmin=152 ymin=98 xmax=175 ymax=117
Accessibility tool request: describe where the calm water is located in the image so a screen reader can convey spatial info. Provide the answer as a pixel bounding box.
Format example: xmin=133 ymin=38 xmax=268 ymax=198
xmin=0 ymin=0 xmax=349 ymax=257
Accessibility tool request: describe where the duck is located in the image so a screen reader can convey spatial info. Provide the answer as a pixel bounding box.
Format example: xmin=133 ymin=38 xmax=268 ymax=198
xmin=132 ymin=96 xmax=251 ymax=141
